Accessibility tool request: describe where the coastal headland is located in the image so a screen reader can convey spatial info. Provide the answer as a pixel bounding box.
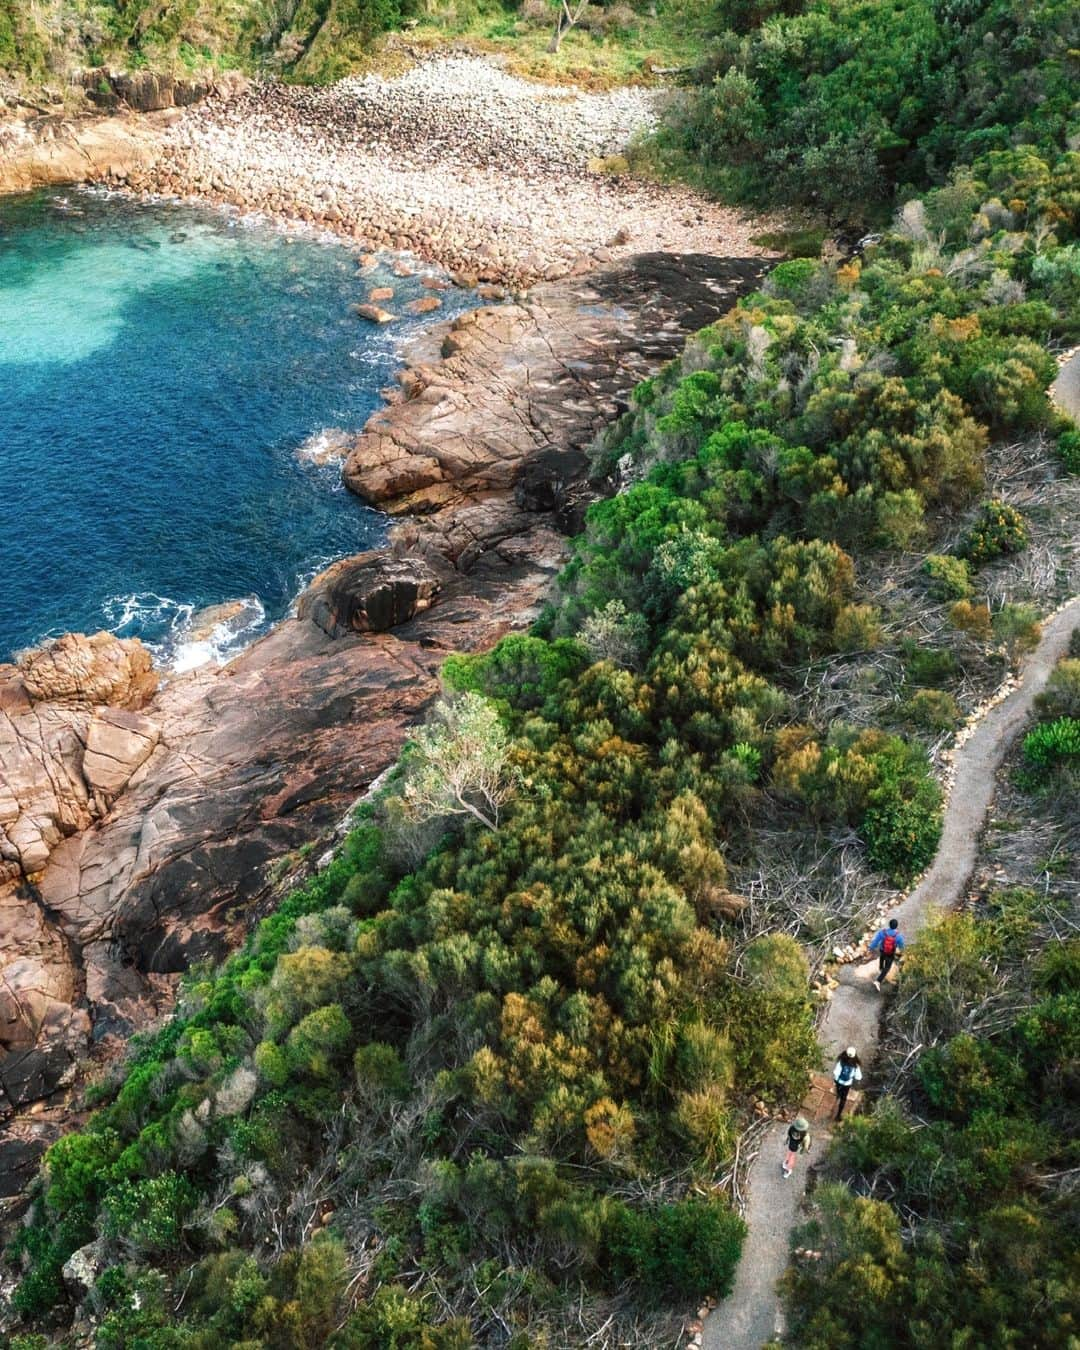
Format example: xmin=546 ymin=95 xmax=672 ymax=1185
xmin=0 ymin=56 xmax=773 ymax=1192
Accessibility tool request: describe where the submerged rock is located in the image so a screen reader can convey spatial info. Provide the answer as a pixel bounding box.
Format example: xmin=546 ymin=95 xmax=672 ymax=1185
xmin=353 ymin=303 xmax=395 ymax=324
xmin=186 ymin=599 xmax=252 ymax=644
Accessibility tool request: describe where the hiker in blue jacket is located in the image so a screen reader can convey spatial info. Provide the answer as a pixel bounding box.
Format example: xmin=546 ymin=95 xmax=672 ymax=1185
xmin=869 ymin=918 xmax=904 ymax=990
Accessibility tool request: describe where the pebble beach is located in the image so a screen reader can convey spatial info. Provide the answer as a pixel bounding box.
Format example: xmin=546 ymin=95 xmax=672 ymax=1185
xmin=117 ymin=55 xmax=767 ymax=286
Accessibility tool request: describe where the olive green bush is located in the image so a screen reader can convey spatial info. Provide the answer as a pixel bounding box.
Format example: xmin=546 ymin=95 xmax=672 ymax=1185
xmin=921 ymin=553 xmax=971 ymax=601
xmin=1059 ymin=428 xmax=1080 ymax=475
xmin=958 ymin=500 xmax=1030 ymax=566
xmin=1035 ymin=658 xmax=1080 ymax=720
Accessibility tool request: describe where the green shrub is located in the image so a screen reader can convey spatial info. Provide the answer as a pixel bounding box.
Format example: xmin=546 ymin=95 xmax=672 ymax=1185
xmin=101 ymin=1172 xmax=197 ymax=1255
xmin=1058 ymin=427 xmax=1080 ymax=474
xmin=780 ymin=1183 xmax=909 ymax=1348
xmin=254 ymin=1039 xmax=289 ymax=1086
xmin=335 ymin=1284 xmax=472 ymax=1348
xmin=832 ymin=603 xmax=882 ymax=652
xmin=763 ymin=257 xmax=833 ymax=309
xmin=286 ymin=1004 xmax=352 ymax=1078
xmin=992 ymin=603 xmax=1041 ymax=663
xmin=958 ymin=501 xmax=1029 ymax=566
xmin=603 ymin=1196 xmax=746 ymax=1301
xmin=902 ymin=641 xmax=960 ymax=688
xmin=922 ymin=553 xmax=972 ymax=600
xmin=723 ymin=934 xmax=818 ymax=1101
xmin=1035 ymin=658 xmax=1080 ymax=720
xmin=43 ymin=1127 xmax=123 ymax=1213
xmin=901 ymin=687 xmax=960 ymax=733
xmin=8 ymin=1206 xmax=95 ymax=1317
xmin=1021 ymin=716 xmax=1080 ymax=779
xmin=354 ymin=1042 xmax=410 ymax=1099
xmin=442 ymin=634 xmax=587 ymax=712
xmin=916 ymin=1032 xmax=1026 ymax=1121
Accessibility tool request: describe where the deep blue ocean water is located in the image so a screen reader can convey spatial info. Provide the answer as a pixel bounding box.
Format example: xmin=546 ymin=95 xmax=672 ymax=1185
xmin=0 ymin=189 xmax=467 ymax=668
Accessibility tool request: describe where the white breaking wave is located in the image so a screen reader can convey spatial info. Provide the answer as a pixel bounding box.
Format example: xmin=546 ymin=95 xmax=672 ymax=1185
xmin=101 ymin=591 xmax=267 ymax=673
xmin=170 ymin=596 xmax=267 ymax=673
xmin=294 ymin=426 xmax=352 ymax=466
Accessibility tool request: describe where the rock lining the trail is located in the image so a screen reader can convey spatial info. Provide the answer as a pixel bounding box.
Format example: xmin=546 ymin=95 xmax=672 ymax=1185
xmin=109 ymin=54 xmax=767 ymax=287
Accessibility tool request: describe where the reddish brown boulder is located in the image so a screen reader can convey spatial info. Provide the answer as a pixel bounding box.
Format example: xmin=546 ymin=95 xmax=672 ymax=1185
xmin=298 ymin=552 xmax=446 ymax=638
xmin=17 ymin=630 xmax=156 ymax=709
xmin=0 ymin=634 xmax=159 ymax=878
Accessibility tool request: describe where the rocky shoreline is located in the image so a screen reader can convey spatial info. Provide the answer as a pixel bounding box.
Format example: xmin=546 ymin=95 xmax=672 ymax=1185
xmin=0 ymin=71 xmax=247 ymax=196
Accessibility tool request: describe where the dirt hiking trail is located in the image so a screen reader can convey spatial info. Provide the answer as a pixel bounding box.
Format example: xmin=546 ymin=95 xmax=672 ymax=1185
xmin=703 ymin=592 xmax=1080 ymax=1350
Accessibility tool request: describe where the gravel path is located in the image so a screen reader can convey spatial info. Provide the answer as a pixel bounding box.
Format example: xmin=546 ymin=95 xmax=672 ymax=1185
xmin=113 ymin=54 xmax=768 ymax=286
xmin=703 ymin=593 xmax=1080 ymax=1350
xmin=1052 ymin=347 xmax=1080 ymax=423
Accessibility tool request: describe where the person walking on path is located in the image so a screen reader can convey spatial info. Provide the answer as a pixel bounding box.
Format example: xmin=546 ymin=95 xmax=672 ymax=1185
xmin=832 ymin=1048 xmax=862 ymax=1120
xmin=782 ymin=1116 xmax=811 ymax=1178
xmin=869 ymin=918 xmax=904 ymax=990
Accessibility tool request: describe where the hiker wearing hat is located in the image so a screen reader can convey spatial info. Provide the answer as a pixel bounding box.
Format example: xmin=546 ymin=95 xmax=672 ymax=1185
xmin=782 ymin=1116 xmax=811 ymax=1178
xmin=868 ymin=918 xmax=905 ymax=990
xmin=832 ymin=1048 xmax=862 ymax=1120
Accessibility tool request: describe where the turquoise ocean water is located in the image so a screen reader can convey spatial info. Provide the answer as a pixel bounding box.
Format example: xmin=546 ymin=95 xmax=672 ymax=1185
xmin=0 ymin=189 xmax=465 ymax=667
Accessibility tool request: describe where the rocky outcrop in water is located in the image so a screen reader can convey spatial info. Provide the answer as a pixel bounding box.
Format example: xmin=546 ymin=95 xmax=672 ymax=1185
xmin=0 ymin=250 xmax=768 ymax=1200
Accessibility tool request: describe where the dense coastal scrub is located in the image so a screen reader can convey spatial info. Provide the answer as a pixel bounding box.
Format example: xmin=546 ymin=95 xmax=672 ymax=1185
xmin=0 ymin=0 xmax=698 ymax=88
xmin=644 ymin=2 xmax=1079 ymax=1340
xmin=10 ymin=120 xmax=1080 ymax=1350
xmin=659 ymin=0 xmax=1080 ymax=221
xmin=0 ymin=0 xmax=413 ymax=86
